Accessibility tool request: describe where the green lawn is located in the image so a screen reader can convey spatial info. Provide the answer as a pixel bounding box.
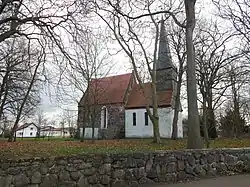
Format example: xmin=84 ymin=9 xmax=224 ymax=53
xmin=0 ymin=138 xmax=250 ymax=159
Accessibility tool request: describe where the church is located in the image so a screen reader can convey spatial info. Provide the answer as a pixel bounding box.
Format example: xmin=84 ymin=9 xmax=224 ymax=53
xmin=77 ymin=20 xmax=183 ymax=139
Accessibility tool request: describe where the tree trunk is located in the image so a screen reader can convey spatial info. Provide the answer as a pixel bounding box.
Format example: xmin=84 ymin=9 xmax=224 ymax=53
xmin=91 ymin=112 xmax=95 ymax=144
xmin=235 ymin=103 xmax=241 ymax=137
xmin=151 ymin=80 xmax=161 ymax=143
xmin=233 ymin=90 xmax=241 ymax=137
xmin=152 ymin=116 xmax=160 ymax=143
xmin=80 ymin=127 xmax=85 ymax=142
xmin=171 ymin=104 xmax=179 ymax=140
xmin=207 ymin=88 xmax=217 ymax=139
xmin=202 ymin=98 xmax=210 ymax=148
xmin=230 ymin=70 xmax=242 ymax=138
xmin=48 ymin=130 xmax=51 ymax=141
xmin=171 ymin=67 xmax=183 ymax=139
xmin=0 ymin=68 xmax=10 ymax=122
xmin=62 ymin=125 xmax=65 ymax=138
xmin=76 ymin=125 xmax=80 ymax=139
xmin=80 ymin=108 xmax=87 ymax=142
xmin=43 ymin=129 xmax=45 ymax=140
xmin=91 ymin=125 xmax=95 ymax=143
xmin=80 ymin=94 xmax=89 ymax=142
xmin=185 ymin=0 xmax=203 ymax=149
xmin=151 ymin=51 xmax=161 ymax=144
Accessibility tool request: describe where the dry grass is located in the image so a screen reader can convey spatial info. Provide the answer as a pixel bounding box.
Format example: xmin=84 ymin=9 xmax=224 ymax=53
xmin=0 ymin=138 xmax=250 ymax=159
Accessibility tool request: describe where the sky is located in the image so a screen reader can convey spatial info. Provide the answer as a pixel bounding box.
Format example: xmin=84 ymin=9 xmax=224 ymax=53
xmin=38 ymin=0 xmax=219 ymax=123
xmin=39 ymin=51 xmax=131 ymax=122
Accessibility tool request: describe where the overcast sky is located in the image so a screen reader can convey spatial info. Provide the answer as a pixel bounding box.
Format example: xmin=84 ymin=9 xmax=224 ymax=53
xmin=39 ymin=51 xmax=131 ymax=123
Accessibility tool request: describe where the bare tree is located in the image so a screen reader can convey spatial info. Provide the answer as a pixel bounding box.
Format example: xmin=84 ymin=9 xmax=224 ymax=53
xmin=81 ymin=82 xmax=103 ymax=143
xmin=91 ymin=0 xmax=185 ymax=143
xmin=230 ymin=67 xmax=242 ymax=137
xmin=225 ymin=63 xmax=248 ymax=137
xmin=213 ymin=0 xmax=250 ymax=45
xmin=0 ymin=39 xmax=29 ymax=122
xmin=194 ymin=19 xmax=248 ymax=145
xmin=0 ymin=0 xmax=83 ymax=46
xmin=0 ymin=0 xmax=91 ymax=142
xmin=167 ymin=21 xmax=186 ymax=139
xmin=56 ymin=29 xmax=113 ymax=142
xmin=35 ymin=109 xmax=47 ymax=138
xmin=195 ymin=21 xmax=231 ymax=141
xmin=0 ymin=38 xmax=43 ymax=141
xmin=87 ymin=0 xmax=203 ymax=147
xmin=0 ymin=1 xmax=90 ymax=105
xmin=8 ymin=41 xmax=45 ymax=142
xmin=63 ymin=109 xmax=77 ymax=138
xmin=60 ymin=120 xmax=65 ymax=138
xmin=0 ymin=115 xmax=12 ymax=137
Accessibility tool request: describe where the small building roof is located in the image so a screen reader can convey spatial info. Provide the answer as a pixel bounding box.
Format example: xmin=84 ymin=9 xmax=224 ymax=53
xmin=40 ymin=126 xmax=74 ymax=132
xmin=126 ymin=83 xmax=172 ymax=109
xmin=15 ymin=123 xmax=37 ymax=131
xmin=80 ymin=72 xmax=133 ymax=106
xmin=40 ymin=126 xmax=55 ymax=131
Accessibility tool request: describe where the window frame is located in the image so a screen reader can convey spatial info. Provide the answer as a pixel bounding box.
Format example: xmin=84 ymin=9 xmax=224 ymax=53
xmin=133 ymin=112 xmax=136 ymax=126
xmin=144 ymin=112 xmax=148 ymax=126
xmin=103 ymin=107 xmax=107 ymax=128
xmin=101 ymin=106 xmax=108 ymax=129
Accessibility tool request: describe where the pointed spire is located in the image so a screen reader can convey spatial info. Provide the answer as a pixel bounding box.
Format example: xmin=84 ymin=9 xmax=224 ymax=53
xmin=156 ymin=17 xmax=173 ymax=70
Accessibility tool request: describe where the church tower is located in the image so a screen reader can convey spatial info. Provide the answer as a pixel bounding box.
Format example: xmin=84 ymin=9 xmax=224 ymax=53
xmin=156 ymin=18 xmax=177 ymax=94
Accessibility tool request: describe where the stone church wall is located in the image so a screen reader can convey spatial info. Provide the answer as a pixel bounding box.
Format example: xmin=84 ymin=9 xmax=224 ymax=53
xmin=78 ymin=104 xmax=125 ymax=140
xmin=99 ymin=105 xmax=125 ymax=140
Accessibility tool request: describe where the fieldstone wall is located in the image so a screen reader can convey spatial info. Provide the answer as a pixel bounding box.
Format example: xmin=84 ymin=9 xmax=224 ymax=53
xmin=102 ymin=105 xmax=125 ymax=140
xmin=1 ymin=148 xmax=250 ymax=187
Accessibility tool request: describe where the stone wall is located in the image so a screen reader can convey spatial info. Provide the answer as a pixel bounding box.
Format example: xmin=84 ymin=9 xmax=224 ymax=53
xmin=1 ymin=148 xmax=250 ymax=187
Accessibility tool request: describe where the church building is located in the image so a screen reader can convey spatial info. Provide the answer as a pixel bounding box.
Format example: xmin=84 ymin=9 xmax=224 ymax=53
xmin=77 ymin=19 xmax=183 ymax=139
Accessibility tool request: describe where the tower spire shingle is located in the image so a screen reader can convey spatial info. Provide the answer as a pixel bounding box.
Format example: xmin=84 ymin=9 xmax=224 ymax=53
xmin=156 ymin=18 xmax=173 ymax=70
xmin=155 ymin=18 xmax=177 ymax=93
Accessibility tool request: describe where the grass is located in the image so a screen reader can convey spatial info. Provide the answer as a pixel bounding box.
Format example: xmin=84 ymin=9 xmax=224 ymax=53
xmin=0 ymin=138 xmax=250 ymax=159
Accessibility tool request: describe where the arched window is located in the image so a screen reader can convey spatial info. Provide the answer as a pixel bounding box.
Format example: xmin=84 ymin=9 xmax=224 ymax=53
xmin=101 ymin=106 xmax=108 ymax=129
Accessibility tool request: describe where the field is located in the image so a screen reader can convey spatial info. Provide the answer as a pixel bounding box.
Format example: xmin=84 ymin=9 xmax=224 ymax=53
xmin=1 ymin=138 xmax=250 ymax=159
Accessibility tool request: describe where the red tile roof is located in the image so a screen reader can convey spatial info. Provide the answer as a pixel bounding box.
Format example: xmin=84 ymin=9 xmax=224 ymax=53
xmin=126 ymin=83 xmax=172 ymax=109
xmin=80 ymin=73 xmax=133 ymax=105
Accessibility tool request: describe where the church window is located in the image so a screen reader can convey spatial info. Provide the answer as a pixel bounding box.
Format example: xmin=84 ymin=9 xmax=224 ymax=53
xmin=145 ymin=112 xmax=148 ymax=126
xmin=103 ymin=107 xmax=107 ymax=128
xmin=101 ymin=106 xmax=108 ymax=129
xmin=133 ymin=112 xmax=136 ymax=126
